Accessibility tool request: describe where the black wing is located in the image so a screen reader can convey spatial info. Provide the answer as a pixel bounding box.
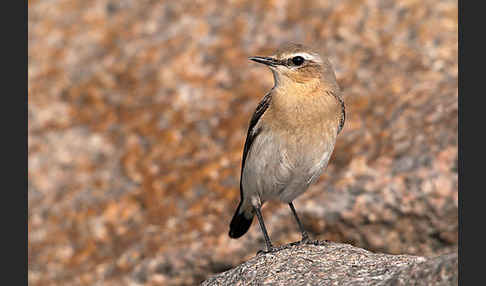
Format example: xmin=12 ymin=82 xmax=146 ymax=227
xmin=327 ymin=90 xmax=345 ymax=134
xmin=337 ymin=94 xmax=345 ymax=134
xmin=239 ymin=92 xmax=272 ymax=199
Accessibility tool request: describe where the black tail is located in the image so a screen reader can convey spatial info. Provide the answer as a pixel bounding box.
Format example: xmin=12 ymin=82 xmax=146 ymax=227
xmin=229 ymin=202 xmax=254 ymax=238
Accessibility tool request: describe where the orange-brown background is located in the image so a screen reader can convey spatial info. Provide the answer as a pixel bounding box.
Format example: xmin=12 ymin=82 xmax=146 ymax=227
xmin=28 ymin=0 xmax=458 ymax=285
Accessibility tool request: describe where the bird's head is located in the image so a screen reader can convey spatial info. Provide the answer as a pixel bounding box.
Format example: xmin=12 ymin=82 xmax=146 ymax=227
xmin=249 ymin=43 xmax=338 ymax=91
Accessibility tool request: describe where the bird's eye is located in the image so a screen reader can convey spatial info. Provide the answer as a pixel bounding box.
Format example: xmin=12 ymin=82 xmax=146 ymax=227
xmin=291 ymin=56 xmax=305 ymax=66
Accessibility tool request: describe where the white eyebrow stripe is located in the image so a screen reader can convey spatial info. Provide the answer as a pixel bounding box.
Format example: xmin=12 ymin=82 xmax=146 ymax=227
xmin=288 ymin=52 xmax=322 ymax=63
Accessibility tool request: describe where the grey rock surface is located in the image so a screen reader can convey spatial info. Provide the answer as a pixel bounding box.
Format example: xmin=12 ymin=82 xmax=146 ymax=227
xmin=202 ymin=241 xmax=457 ymax=286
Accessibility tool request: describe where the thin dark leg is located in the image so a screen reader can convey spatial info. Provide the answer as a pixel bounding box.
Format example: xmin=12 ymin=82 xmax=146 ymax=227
xmin=254 ymin=205 xmax=274 ymax=252
xmin=289 ymin=202 xmax=309 ymax=242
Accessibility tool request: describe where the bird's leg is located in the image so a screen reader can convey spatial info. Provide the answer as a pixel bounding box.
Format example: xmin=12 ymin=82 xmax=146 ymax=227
xmin=254 ymin=204 xmax=274 ymax=253
xmin=289 ymin=202 xmax=310 ymax=243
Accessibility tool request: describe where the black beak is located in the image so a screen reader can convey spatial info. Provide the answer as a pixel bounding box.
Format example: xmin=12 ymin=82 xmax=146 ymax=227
xmin=249 ymin=56 xmax=281 ymax=67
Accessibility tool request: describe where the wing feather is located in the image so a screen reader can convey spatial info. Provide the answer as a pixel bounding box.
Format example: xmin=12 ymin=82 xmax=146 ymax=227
xmin=239 ymin=92 xmax=272 ymax=200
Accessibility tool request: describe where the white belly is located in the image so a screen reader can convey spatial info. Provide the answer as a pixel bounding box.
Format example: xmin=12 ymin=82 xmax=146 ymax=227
xmin=241 ymin=129 xmax=335 ymax=205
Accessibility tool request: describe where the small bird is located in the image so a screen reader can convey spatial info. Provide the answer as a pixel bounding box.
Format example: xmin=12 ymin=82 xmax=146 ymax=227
xmin=228 ymin=43 xmax=345 ymax=252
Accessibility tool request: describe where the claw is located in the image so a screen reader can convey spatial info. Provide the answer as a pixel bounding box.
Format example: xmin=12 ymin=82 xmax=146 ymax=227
xmin=257 ymin=246 xmax=277 ymax=255
xmin=300 ymin=233 xmax=310 ymax=244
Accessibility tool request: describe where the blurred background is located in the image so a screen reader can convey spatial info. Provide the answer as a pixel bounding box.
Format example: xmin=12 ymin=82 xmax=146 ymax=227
xmin=28 ymin=0 xmax=458 ymax=285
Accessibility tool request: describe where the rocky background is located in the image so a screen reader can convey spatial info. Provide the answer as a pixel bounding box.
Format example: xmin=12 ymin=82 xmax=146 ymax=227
xmin=28 ymin=0 xmax=458 ymax=285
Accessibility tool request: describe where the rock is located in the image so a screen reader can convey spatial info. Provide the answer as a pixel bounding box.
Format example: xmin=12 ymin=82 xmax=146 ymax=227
xmin=202 ymin=242 xmax=458 ymax=286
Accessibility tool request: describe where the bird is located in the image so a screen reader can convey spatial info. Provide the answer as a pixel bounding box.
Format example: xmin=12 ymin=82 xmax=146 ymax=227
xmin=228 ymin=43 xmax=345 ymax=253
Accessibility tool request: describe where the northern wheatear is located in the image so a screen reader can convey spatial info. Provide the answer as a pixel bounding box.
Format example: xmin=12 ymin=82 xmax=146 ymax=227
xmin=228 ymin=43 xmax=345 ymax=252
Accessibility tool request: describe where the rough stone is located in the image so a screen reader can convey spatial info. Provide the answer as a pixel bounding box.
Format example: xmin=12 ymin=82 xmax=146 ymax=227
xmin=202 ymin=242 xmax=458 ymax=286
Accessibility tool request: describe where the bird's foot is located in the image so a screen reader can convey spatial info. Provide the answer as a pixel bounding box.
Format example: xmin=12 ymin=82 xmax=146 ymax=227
xmin=300 ymin=233 xmax=310 ymax=244
xmin=256 ymin=245 xmax=278 ymax=255
xmin=287 ymin=234 xmax=312 ymax=247
xmin=295 ymin=234 xmax=329 ymax=246
xmin=305 ymin=239 xmax=330 ymax=246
